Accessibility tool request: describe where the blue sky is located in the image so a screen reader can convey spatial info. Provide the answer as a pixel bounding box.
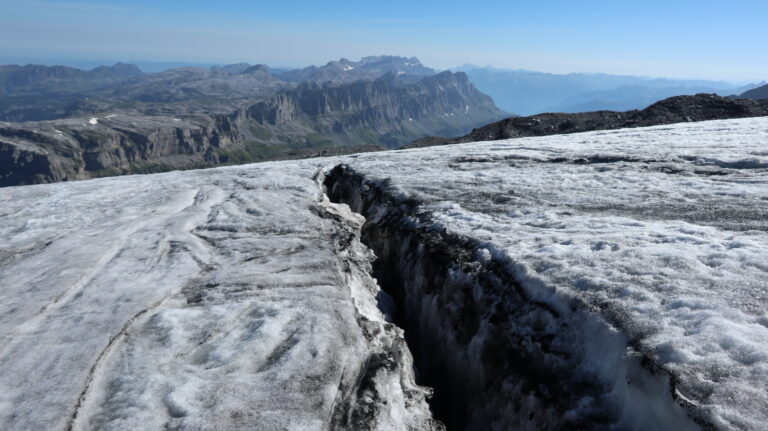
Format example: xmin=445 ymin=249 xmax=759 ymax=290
xmin=1 ymin=0 xmax=766 ymax=81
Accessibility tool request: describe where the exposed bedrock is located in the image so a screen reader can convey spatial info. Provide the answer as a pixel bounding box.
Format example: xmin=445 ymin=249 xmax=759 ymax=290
xmin=324 ymin=164 xmax=704 ymax=431
xmin=407 ymin=94 xmax=768 ymax=148
xmin=0 ymin=116 xmax=241 ymax=186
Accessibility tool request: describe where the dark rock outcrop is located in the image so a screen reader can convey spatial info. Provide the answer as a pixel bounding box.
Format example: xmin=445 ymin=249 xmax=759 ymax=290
xmin=407 ymin=94 xmax=768 ymax=148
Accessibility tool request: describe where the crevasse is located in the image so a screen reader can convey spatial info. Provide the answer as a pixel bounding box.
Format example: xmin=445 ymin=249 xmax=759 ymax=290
xmin=324 ymin=164 xmax=704 ymax=431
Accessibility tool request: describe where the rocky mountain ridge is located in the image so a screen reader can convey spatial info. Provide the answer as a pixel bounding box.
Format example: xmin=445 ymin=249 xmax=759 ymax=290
xmin=408 ymin=93 xmax=768 ymax=148
xmin=240 ymin=71 xmax=504 ymax=148
xmin=0 ymin=71 xmax=504 ymax=186
xmin=0 ymin=56 xmax=439 ymax=122
xmin=739 ymin=83 xmax=768 ymax=100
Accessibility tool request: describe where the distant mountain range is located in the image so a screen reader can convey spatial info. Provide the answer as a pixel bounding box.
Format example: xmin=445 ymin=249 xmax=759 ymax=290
xmin=0 ymin=69 xmax=504 ymax=186
xmin=0 ymin=63 xmax=142 ymax=95
xmin=2 ymin=58 xmax=762 ymax=123
xmin=1 ymin=55 xmax=766 ymax=187
xmin=739 ymin=83 xmax=768 ymax=100
xmin=278 ymin=56 xmax=436 ymax=83
xmin=452 ymin=65 xmax=763 ymax=115
xmin=0 ymin=56 xmax=451 ymax=122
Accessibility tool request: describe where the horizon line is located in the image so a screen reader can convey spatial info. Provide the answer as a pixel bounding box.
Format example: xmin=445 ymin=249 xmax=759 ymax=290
xmin=0 ymin=55 xmax=763 ymax=85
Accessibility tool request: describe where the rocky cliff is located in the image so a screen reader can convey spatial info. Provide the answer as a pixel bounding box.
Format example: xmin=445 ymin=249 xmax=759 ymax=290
xmin=0 ymin=72 xmax=505 ymax=186
xmin=241 ymin=71 xmax=506 ymax=149
xmin=278 ymin=55 xmax=436 ymax=84
xmin=0 ymin=114 xmax=241 ymax=186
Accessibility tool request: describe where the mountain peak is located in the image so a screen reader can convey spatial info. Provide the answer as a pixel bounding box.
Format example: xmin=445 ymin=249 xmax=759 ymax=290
xmin=216 ymin=63 xmax=252 ymax=74
xmin=242 ymin=64 xmax=270 ymax=75
xmin=739 ymin=83 xmax=768 ymax=100
xmin=278 ymin=55 xmax=436 ymax=84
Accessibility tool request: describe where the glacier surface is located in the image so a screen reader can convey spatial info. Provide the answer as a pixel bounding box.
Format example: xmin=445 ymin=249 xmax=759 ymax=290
xmin=0 ymin=163 xmax=437 ymax=430
xmin=0 ymin=117 xmax=767 ymax=430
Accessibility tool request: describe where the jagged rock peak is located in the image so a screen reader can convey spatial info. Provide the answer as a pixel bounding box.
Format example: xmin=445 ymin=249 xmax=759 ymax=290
xmin=278 ymin=55 xmax=437 ymax=84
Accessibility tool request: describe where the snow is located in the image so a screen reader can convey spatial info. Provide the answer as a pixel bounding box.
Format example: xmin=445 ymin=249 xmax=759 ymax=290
xmin=1 ymin=117 xmax=767 ymax=430
xmin=329 ymin=117 xmax=768 ymax=430
xmin=0 ymin=164 xmax=434 ymax=430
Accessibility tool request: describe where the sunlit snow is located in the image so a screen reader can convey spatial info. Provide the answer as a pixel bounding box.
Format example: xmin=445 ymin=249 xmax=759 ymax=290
xmin=337 ymin=117 xmax=768 ymax=430
xmin=0 ymin=117 xmax=766 ymax=430
xmin=0 ymin=164 xmax=433 ymax=430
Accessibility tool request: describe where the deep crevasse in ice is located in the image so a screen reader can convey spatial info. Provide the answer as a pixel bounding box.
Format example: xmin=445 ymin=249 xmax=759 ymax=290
xmin=323 ymin=117 xmax=768 ymax=430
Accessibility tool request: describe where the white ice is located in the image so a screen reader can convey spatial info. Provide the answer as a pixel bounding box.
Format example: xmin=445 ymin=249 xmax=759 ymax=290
xmin=335 ymin=117 xmax=768 ymax=430
xmin=1 ymin=117 xmax=767 ymax=430
xmin=0 ymin=163 xmax=433 ymax=430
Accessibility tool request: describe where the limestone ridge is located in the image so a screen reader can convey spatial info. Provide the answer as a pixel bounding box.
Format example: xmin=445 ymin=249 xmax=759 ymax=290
xmin=0 ymin=72 xmax=505 ymax=186
xmin=408 ymin=93 xmax=768 ymax=148
xmin=240 ymin=71 xmax=505 ymax=148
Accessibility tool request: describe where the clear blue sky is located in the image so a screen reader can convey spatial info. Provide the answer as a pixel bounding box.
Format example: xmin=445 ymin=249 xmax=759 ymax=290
xmin=1 ymin=0 xmax=766 ymax=81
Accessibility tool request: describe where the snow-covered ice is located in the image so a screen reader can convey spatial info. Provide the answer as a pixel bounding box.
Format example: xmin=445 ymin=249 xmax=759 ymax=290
xmin=331 ymin=117 xmax=768 ymax=430
xmin=0 ymin=164 xmax=436 ymax=430
xmin=0 ymin=117 xmax=767 ymax=430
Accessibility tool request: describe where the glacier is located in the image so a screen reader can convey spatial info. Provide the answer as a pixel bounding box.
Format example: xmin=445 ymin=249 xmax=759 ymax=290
xmin=1 ymin=117 xmax=767 ymax=430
